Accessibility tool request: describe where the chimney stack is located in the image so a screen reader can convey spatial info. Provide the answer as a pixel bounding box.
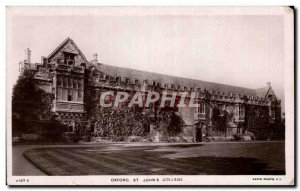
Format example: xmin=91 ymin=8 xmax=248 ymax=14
xmin=266 ymin=82 xmax=271 ymax=88
xmin=25 ymin=48 xmax=31 ymax=63
xmin=41 ymin=56 xmax=47 ymax=66
xmin=92 ymin=53 xmax=98 ymax=64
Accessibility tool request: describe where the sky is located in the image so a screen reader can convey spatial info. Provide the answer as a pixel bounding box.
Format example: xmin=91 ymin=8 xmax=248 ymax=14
xmin=7 ymin=7 xmax=284 ymax=108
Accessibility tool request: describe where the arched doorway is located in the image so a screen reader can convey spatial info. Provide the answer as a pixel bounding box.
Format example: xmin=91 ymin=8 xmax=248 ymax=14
xmin=196 ymin=126 xmax=202 ymax=142
xmin=195 ymin=122 xmax=203 ymax=142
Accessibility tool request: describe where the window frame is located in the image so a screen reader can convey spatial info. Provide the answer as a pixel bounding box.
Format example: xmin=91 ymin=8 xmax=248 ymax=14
xmin=270 ymin=108 xmax=276 ymax=120
xmin=236 ymin=104 xmax=245 ymax=118
xmin=67 ymin=91 xmax=72 ymax=101
xmin=64 ymin=52 xmax=75 ymax=65
xmin=195 ymin=101 xmax=205 ymax=114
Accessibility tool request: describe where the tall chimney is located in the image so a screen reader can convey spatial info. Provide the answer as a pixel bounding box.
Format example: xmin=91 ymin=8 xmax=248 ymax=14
xmin=25 ymin=48 xmax=31 ymax=63
xmin=92 ymin=53 xmax=98 ymax=64
xmin=41 ymin=56 xmax=47 ymax=66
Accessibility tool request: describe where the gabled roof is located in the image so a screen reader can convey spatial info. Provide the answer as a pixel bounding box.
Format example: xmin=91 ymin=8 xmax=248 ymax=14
xmin=93 ymin=63 xmax=260 ymax=97
xmin=255 ymin=87 xmax=269 ymax=98
xmin=47 ymin=37 xmax=88 ymax=62
xmin=255 ymin=86 xmax=277 ymax=100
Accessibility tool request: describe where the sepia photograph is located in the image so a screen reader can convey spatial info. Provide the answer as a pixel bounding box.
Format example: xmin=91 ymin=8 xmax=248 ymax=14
xmin=6 ymin=6 xmax=294 ymax=185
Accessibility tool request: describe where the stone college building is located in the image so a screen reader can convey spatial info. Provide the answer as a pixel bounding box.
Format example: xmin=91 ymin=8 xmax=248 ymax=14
xmin=18 ymin=37 xmax=283 ymax=141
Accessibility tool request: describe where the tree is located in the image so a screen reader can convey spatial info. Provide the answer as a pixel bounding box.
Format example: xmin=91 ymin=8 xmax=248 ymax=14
xmin=211 ymin=106 xmax=221 ymax=131
xmin=156 ymin=111 xmax=185 ymax=137
xmin=242 ymin=102 xmax=272 ymax=140
xmin=210 ymin=105 xmax=232 ymax=137
xmin=12 ymin=69 xmax=57 ymax=136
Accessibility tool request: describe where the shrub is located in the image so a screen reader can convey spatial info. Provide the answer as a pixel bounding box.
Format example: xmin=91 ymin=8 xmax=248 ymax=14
xmin=127 ymin=136 xmax=144 ymax=142
xmin=233 ymin=134 xmax=243 ymax=141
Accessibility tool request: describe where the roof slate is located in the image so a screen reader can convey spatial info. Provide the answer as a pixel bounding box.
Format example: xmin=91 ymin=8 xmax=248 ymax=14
xmin=255 ymin=87 xmax=270 ymax=99
xmin=92 ymin=62 xmax=262 ymax=97
xmin=49 ymin=37 xmax=271 ymax=99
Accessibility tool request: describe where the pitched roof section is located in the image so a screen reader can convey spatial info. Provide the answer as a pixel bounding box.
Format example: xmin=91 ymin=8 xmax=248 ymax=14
xmin=49 ymin=38 xmax=270 ymax=98
xmin=93 ymin=63 xmax=259 ymax=97
xmin=255 ymin=86 xmax=277 ymax=100
xmin=47 ymin=37 xmax=88 ymax=62
xmin=255 ymin=87 xmax=269 ymax=99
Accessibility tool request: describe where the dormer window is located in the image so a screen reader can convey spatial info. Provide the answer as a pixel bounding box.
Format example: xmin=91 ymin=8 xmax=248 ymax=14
xmin=64 ymin=52 xmax=76 ymax=66
xmin=268 ymin=95 xmax=274 ymax=102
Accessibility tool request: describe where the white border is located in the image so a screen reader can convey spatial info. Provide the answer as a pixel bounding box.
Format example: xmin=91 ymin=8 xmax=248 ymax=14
xmin=5 ymin=6 xmax=294 ymax=186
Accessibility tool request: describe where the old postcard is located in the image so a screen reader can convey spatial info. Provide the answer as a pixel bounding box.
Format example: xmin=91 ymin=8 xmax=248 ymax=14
xmin=6 ymin=6 xmax=294 ymax=186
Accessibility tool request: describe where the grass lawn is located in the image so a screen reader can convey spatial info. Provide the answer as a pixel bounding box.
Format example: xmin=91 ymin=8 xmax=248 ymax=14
xmin=23 ymin=142 xmax=285 ymax=175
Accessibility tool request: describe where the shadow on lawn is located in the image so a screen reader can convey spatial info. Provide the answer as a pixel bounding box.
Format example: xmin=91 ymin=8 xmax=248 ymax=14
xmin=23 ymin=145 xmax=285 ymax=176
